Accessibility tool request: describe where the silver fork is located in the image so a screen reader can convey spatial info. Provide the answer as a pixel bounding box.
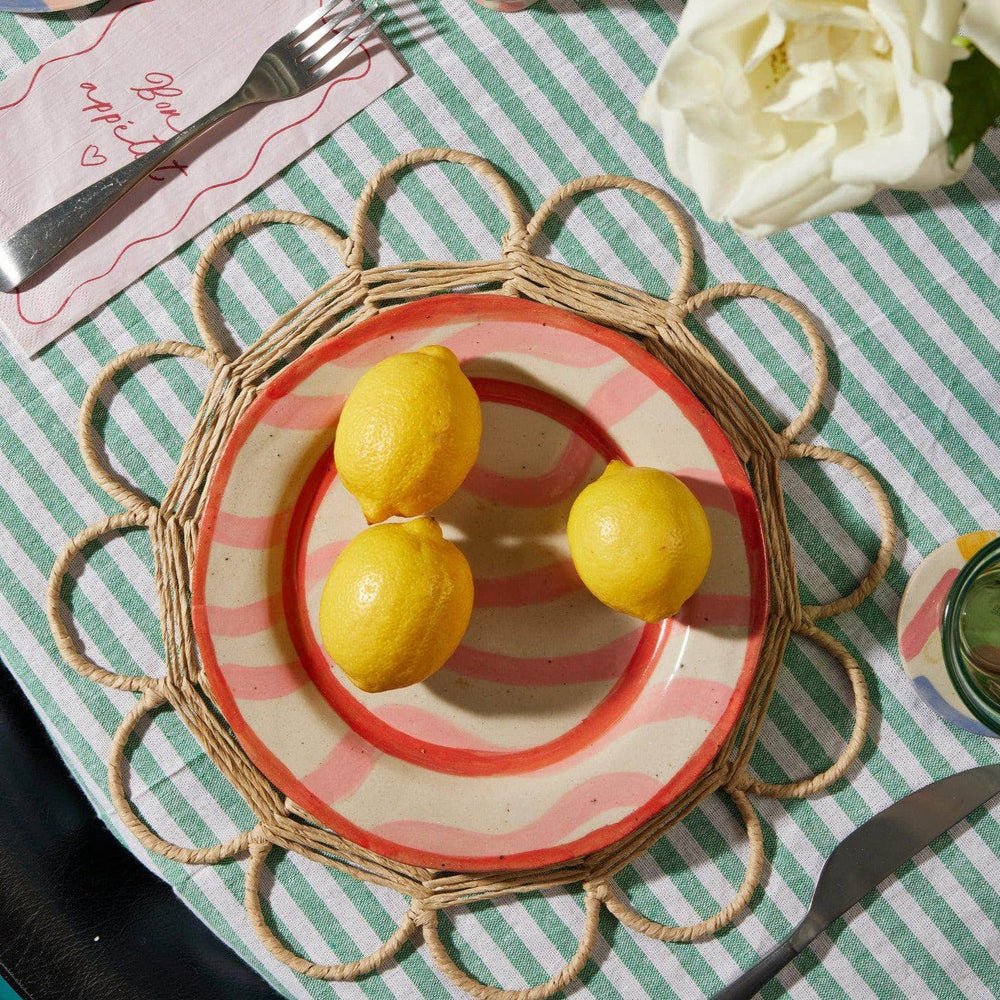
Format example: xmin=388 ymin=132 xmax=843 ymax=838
xmin=0 ymin=0 xmax=385 ymax=293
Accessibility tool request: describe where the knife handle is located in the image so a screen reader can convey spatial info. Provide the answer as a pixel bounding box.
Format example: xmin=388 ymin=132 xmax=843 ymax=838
xmin=710 ymin=934 xmax=801 ymax=1000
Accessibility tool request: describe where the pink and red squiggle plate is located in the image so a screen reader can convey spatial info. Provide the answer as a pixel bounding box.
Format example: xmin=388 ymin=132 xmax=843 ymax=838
xmin=191 ymin=295 xmax=768 ymax=871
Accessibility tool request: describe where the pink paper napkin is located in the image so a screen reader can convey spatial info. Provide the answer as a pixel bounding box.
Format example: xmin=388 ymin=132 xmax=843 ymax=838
xmin=0 ymin=0 xmax=408 ymax=354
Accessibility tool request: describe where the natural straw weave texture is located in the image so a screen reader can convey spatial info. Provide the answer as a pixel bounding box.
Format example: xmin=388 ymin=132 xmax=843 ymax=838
xmin=48 ymin=148 xmax=894 ymax=999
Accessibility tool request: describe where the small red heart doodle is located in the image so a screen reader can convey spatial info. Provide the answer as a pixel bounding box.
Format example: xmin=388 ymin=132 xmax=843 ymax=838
xmin=80 ymin=145 xmax=108 ymax=168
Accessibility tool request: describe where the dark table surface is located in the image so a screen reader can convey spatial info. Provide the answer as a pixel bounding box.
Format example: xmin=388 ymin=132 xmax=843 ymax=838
xmin=0 ymin=663 xmax=282 ymax=1000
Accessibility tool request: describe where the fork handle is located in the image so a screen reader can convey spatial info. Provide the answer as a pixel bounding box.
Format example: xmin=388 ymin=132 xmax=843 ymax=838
xmin=0 ymin=91 xmax=249 ymax=293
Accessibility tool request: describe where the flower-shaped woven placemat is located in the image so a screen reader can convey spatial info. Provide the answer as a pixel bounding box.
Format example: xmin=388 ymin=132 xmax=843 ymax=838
xmin=48 ymin=148 xmax=894 ymax=999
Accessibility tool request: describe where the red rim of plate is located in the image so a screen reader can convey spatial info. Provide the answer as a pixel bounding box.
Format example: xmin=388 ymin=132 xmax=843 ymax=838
xmin=191 ymin=293 xmax=769 ymax=872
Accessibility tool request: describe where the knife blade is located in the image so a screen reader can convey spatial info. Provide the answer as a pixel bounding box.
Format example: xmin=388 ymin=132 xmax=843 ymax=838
xmin=712 ymin=763 xmax=1000 ymax=1000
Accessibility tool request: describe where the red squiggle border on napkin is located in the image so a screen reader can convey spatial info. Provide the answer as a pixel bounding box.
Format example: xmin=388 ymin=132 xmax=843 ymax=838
xmin=0 ymin=0 xmax=156 ymax=112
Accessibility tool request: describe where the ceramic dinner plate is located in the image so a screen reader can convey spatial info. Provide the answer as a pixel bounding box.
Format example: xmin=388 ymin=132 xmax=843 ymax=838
xmin=191 ymin=294 xmax=768 ymax=871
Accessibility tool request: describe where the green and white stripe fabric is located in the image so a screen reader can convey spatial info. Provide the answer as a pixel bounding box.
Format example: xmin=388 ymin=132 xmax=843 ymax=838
xmin=2 ymin=2 xmax=1000 ymax=997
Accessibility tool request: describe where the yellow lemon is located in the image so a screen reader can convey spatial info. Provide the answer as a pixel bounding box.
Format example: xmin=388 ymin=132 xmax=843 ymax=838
xmin=566 ymin=461 xmax=712 ymax=623
xmin=334 ymin=345 xmax=482 ymax=523
xmin=318 ymin=517 xmax=474 ymax=693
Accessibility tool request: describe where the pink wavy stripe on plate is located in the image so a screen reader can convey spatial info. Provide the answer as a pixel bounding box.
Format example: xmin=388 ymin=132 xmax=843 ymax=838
xmin=212 ymin=507 xmax=293 ymax=550
xmin=258 ymin=391 xmax=345 ymax=431
xmin=676 ymin=593 xmax=751 ymax=629
xmin=441 ymin=320 xmax=619 ymax=368
xmin=900 ymin=568 xmax=959 ymax=660
xmin=371 ymin=771 xmax=663 ymax=855
xmin=375 ymin=704 xmax=513 ymax=752
xmin=628 ymin=674 xmax=733 ymax=729
xmin=445 ymin=629 xmax=642 ymax=687
xmin=337 ymin=325 xmax=443 ymax=367
xmin=221 ymin=660 xmax=309 ymax=700
xmin=474 ymin=557 xmax=582 ymax=608
xmin=463 ymin=432 xmax=598 ymax=509
xmin=203 ymin=592 xmax=284 ymax=638
xmin=539 ymin=674 xmax=735 ymax=776
xmin=305 ymin=539 xmax=350 ymax=591
xmin=463 ymin=367 xmax=662 ymax=509
xmin=301 ymin=730 xmax=381 ymax=804
xmin=581 ymin=363 xmax=661 ymax=425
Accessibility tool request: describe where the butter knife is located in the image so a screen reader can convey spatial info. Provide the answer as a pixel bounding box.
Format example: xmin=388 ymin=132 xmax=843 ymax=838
xmin=712 ymin=763 xmax=1000 ymax=1000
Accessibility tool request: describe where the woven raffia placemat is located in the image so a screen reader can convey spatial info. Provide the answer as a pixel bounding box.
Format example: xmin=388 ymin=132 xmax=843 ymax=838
xmin=47 ymin=148 xmax=894 ymax=999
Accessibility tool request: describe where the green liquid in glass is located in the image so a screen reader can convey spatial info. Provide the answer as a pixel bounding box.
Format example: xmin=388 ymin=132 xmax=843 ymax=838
xmin=958 ymin=560 xmax=1000 ymax=700
xmin=943 ymin=537 xmax=1000 ymax=732
xmin=959 ymin=563 xmax=1000 ymax=668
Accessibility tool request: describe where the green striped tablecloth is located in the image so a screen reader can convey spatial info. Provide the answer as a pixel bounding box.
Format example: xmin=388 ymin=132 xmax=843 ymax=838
xmin=2 ymin=3 xmax=999 ymax=998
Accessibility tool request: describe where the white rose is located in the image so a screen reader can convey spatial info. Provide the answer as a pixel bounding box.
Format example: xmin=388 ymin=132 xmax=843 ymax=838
xmin=964 ymin=0 xmax=1000 ymax=68
xmin=638 ymin=0 xmax=972 ymax=239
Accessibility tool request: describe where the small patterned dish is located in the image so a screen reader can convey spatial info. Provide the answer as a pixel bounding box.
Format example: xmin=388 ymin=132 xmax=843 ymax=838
xmin=898 ymin=531 xmax=1000 ymax=737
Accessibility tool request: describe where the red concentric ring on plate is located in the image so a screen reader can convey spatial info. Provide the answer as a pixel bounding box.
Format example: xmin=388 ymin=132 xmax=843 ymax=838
xmin=283 ymin=376 xmax=670 ymax=776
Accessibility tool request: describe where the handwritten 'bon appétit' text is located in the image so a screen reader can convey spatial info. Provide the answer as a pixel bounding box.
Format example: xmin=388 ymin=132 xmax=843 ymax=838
xmin=80 ymin=73 xmax=190 ymax=180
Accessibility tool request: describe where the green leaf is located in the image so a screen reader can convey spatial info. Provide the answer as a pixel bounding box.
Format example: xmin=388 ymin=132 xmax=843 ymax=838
xmin=946 ymin=46 xmax=1000 ymax=166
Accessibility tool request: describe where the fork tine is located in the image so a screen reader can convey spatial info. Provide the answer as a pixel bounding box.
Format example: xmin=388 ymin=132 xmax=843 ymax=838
xmin=294 ymin=0 xmax=366 ymax=54
xmin=301 ymin=8 xmax=374 ymax=67
xmin=310 ymin=12 xmax=386 ymax=79
xmin=291 ymin=0 xmax=342 ymax=43
xmin=301 ymin=7 xmax=381 ymax=69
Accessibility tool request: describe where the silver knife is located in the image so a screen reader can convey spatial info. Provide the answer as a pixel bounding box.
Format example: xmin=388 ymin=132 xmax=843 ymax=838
xmin=712 ymin=763 xmax=1000 ymax=1000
